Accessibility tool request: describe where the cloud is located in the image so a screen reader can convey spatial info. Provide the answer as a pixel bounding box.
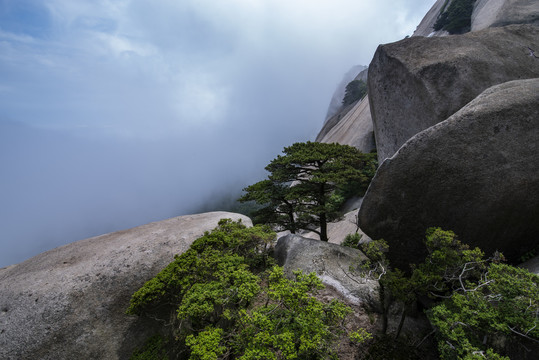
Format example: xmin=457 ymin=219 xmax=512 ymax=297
xmin=0 ymin=0 xmax=435 ymax=266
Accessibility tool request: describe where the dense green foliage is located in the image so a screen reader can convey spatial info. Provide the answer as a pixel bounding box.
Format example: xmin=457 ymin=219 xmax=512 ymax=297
xmin=355 ymin=228 xmax=539 ymax=359
xmin=341 ymin=232 xmax=364 ymax=249
xmin=130 ymin=336 xmax=169 ymax=360
xmin=434 ymin=0 xmax=476 ymax=34
xmin=342 ymin=79 xmax=367 ymax=106
xmin=412 ymin=230 xmax=538 ymax=359
xmin=127 ymin=219 xmax=367 ymax=359
xmin=239 ymin=179 xmax=303 ymax=233
xmin=126 ymin=219 xmax=274 ymax=317
xmin=427 ymin=262 xmax=539 ymax=359
xmin=239 ymin=141 xmax=377 ymax=241
xmin=234 ymin=266 xmax=355 ymax=359
xmin=127 ymin=213 xmax=538 ymax=358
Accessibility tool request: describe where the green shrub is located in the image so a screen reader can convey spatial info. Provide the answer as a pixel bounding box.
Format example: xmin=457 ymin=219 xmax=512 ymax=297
xmin=433 ymin=0 xmax=476 ymax=34
xmin=341 ymin=233 xmax=363 ymax=248
xmin=127 ymin=219 xmax=369 ymax=359
xmin=130 ymin=335 xmax=169 ymax=360
xmin=126 ymin=219 xmax=274 ymax=316
xmin=342 ymin=79 xmax=367 ymax=106
xmin=407 ymin=228 xmax=539 ymax=359
xmin=427 ymin=262 xmax=538 ymax=359
xmin=355 ymin=227 xmax=539 ymax=359
xmin=234 ymin=266 xmax=354 ymax=359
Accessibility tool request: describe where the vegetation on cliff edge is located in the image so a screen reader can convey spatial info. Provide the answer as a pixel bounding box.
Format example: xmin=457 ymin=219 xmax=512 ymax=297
xmin=434 ymin=0 xmax=476 ymax=34
xmin=346 ymin=228 xmax=539 ymax=359
xmin=239 ymin=141 xmax=377 ymax=241
xmin=127 ymin=219 xmax=370 ymax=359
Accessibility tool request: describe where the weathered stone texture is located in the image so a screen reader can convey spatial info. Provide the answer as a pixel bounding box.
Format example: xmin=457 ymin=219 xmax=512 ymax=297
xmin=0 ymin=212 xmax=250 ymax=360
xmin=412 ymin=0 xmax=449 ymax=37
xmin=317 ymin=96 xmax=376 ymax=153
xmin=472 ymin=0 xmax=539 ymax=31
xmin=369 ymin=24 xmax=539 ymax=161
xmin=274 ymin=234 xmax=380 ymax=311
xmin=359 ymin=79 xmax=539 ymax=270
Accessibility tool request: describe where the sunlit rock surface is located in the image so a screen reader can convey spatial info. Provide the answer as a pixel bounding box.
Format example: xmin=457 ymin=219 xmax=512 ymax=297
xmin=472 ymin=0 xmax=539 ymax=31
xmin=0 ymin=212 xmax=250 ymax=360
xmin=317 ymin=96 xmax=376 ymax=154
xmin=359 ymin=79 xmax=539 ymax=270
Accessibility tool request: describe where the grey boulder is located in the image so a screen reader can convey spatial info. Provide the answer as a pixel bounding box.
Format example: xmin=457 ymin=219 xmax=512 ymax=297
xmin=274 ymin=234 xmax=380 ymax=311
xmin=521 ymin=255 xmax=539 ymax=276
xmin=0 ymin=212 xmax=250 ymax=360
xmin=472 ymin=0 xmax=539 ymax=31
xmin=368 ymin=24 xmax=539 ymax=161
xmin=317 ymin=96 xmax=376 ymax=154
xmin=359 ymin=79 xmax=539 ymax=270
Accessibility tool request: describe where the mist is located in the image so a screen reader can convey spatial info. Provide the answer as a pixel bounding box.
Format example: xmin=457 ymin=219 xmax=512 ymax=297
xmin=0 ymin=0 xmax=435 ymax=267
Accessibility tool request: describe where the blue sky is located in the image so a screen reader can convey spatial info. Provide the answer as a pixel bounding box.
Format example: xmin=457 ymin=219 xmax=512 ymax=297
xmin=0 ymin=0 xmax=435 ymax=266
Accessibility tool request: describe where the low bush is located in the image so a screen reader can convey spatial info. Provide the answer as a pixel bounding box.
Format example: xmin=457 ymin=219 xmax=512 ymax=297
xmin=127 ymin=219 xmax=369 ymax=359
xmin=433 ymin=0 xmax=476 ymax=34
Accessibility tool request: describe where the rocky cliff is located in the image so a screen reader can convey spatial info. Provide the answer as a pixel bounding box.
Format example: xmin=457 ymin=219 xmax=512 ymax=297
xmin=316 ymin=96 xmax=375 ymax=153
xmin=316 ymin=66 xmax=375 ymax=153
xmin=360 ymin=78 xmax=539 ymax=269
xmin=369 ymin=24 xmax=539 ymax=161
xmin=0 ymin=212 xmax=250 ymax=360
xmin=413 ymin=0 xmax=539 ymax=36
xmin=314 ymin=0 xmax=539 ymax=270
xmin=323 ymin=65 xmax=368 ymax=122
xmin=319 ymin=0 xmax=539 ymax=163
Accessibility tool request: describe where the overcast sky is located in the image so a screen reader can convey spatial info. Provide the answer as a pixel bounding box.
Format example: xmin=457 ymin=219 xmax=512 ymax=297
xmin=0 ymin=0 xmax=435 ymax=267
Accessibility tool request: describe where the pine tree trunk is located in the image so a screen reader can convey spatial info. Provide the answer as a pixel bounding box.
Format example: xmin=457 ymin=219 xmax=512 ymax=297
xmin=320 ymin=212 xmax=328 ymax=241
xmin=380 ymin=284 xmax=388 ymax=335
xmin=319 ymin=183 xmax=328 ymax=241
xmin=395 ymin=305 xmax=407 ymax=339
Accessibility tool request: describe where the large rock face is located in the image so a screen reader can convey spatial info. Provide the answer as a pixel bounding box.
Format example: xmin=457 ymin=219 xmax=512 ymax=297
xmin=413 ymin=0 xmax=539 ymax=37
xmin=412 ymin=0 xmax=448 ymax=37
xmin=359 ymin=79 xmax=539 ymax=270
xmin=323 ymin=65 xmax=368 ymax=122
xmin=316 ymin=96 xmax=376 ymax=153
xmin=274 ymin=234 xmax=379 ymax=311
xmin=0 ymin=212 xmax=250 ymax=360
xmin=472 ymin=0 xmax=539 ymax=31
xmin=317 ymin=67 xmax=372 ymax=153
xmin=368 ymin=24 xmax=539 ymax=161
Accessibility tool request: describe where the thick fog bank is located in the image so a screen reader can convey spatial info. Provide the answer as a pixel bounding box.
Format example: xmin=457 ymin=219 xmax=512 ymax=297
xmin=0 ymin=0 xmax=436 ymax=267
xmin=0 ymin=120 xmax=312 ymax=267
